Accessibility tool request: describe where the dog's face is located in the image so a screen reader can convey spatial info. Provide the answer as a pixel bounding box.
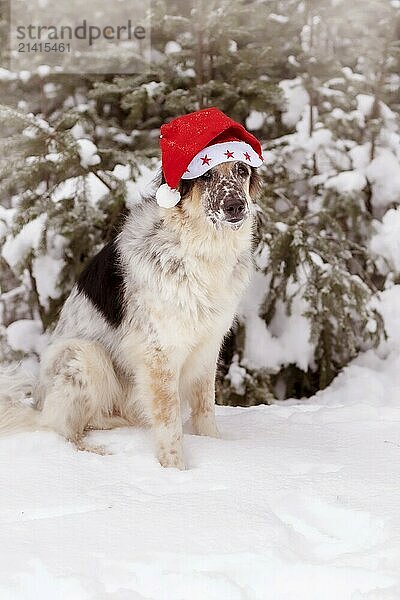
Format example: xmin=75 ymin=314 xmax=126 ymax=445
xmin=178 ymin=162 xmax=260 ymax=230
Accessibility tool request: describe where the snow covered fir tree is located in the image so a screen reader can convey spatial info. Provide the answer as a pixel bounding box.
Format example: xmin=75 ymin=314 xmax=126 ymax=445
xmin=0 ymin=0 xmax=399 ymax=405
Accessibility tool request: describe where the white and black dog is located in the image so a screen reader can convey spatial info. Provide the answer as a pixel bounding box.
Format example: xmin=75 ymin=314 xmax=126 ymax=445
xmin=0 ymin=111 xmax=262 ymax=469
xmin=0 ymin=163 xmax=260 ymax=468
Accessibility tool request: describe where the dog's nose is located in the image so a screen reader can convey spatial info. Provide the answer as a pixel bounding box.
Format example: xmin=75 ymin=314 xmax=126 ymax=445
xmin=224 ymin=199 xmax=246 ymax=222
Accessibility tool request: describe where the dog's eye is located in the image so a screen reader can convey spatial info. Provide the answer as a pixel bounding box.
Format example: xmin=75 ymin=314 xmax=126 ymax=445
xmin=201 ymin=171 xmax=213 ymax=181
xmin=237 ymin=163 xmax=250 ymax=178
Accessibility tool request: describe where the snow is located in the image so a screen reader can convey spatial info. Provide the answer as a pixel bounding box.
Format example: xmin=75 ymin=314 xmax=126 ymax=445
xmin=126 ymin=165 xmax=157 ymax=207
xmin=357 ymin=94 xmax=375 ymax=118
xmin=176 ymin=66 xmax=196 ymax=78
xmin=1 ymin=286 xmax=400 ymax=598
xmin=325 ymin=171 xmax=367 ymax=194
xmin=268 ymin=13 xmax=289 ymax=23
xmin=279 ymin=78 xmax=309 ymax=128
xmin=6 ymin=319 xmax=45 ymax=354
xmin=28 ymin=113 xmax=53 ymax=133
xmin=1 ymin=215 xmax=46 ymax=269
xmin=142 ymin=81 xmax=165 ymax=98
xmin=112 ymin=164 xmax=131 ymax=181
xmin=225 ymin=355 xmax=246 ymax=395
xmin=51 ymin=177 xmax=80 ymax=202
xmin=18 ymin=71 xmax=31 ymax=83
xmin=45 ymin=152 xmax=63 ymax=163
xmin=370 ymin=208 xmax=400 ymax=274
xmin=245 ymin=110 xmax=264 ymax=131
xmin=0 ymin=68 xmax=17 ymax=81
xmin=1 ymin=214 xmax=64 ymax=308
xmin=342 ymin=67 xmax=366 ymax=83
xmin=349 ymin=143 xmax=371 ymax=170
xmin=297 ymin=123 xmax=332 ymax=154
xmin=112 ymin=132 xmax=134 ymax=145
xmin=240 ymin=270 xmax=314 ymax=372
xmin=43 ymin=82 xmax=57 ymax=98
xmin=0 ymin=206 xmax=16 ymax=233
xmin=51 ymin=174 xmax=108 ymax=206
xmin=32 ymin=255 xmax=64 ymax=307
xmin=70 ymin=123 xmax=87 ymax=140
xmin=365 ymin=150 xmax=400 ymax=208
xmin=272 ymin=79 xmax=400 ymax=212
xmin=275 ymin=221 xmax=288 ymax=232
xmin=76 ymin=139 xmax=101 ymax=169
xmin=164 ymin=41 xmax=181 ymax=54
xmin=288 ymin=55 xmax=300 ymax=67
xmin=85 ymin=172 xmax=109 ymax=205
xmin=37 ymin=65 xmax=51 ymax=78
xmin=228 ymin=39 xmax=238 ymax=53
xmin=320 ymin=144 xmax=400 ymax=208
xmin=356 ymin=94 xmax=397 ymax=126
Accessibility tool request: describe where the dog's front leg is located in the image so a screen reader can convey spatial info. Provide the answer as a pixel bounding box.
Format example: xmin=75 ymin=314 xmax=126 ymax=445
xmin=137 ymin=353 xmax=185 ymax=470
xmin=190 ymin=373 xmax=220 ymax=438
xmin=181 ymin=346 xmax=220 ymax=438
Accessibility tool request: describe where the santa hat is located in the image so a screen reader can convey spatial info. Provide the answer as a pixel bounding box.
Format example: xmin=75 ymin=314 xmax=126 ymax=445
xmin=156 ymin=107 xmax=264 ymax=208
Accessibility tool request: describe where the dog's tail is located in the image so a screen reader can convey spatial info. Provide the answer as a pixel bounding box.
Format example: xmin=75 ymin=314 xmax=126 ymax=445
xmin=0 ymin=367 xmax=42 ymax=435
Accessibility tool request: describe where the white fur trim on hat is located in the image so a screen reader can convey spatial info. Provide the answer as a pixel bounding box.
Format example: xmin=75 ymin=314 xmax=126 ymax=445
xmin=181 ymin=141 xmax=263 ymax=180
xmin=156 ymin=183 xmax=181 ymax=208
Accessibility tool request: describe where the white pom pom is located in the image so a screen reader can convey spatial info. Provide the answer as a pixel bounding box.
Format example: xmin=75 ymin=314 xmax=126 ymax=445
xmin=156 ymin=184 xmax=181 ymax=208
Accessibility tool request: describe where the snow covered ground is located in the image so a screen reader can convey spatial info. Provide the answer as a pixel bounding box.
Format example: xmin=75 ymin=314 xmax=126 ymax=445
xmin=1 ymin=287 xmax=400 ymax=600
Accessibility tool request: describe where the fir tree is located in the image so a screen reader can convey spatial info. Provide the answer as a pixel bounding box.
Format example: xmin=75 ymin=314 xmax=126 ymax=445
xmin=0 ymin=0 xmax=398 ymax=403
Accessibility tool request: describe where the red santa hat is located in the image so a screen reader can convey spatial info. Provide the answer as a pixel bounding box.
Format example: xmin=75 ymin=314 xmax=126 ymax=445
xmin=155 ymin=107 xmax=264 ymax=208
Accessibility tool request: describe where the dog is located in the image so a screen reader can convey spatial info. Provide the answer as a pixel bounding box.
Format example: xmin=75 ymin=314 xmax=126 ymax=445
xmin=0 ymin=161 xmax=260 ymax=469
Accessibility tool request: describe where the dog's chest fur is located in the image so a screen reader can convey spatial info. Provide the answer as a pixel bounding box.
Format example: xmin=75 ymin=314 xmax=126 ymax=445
xmin=143 ymin=246 xmax=250 ymax=347
xmin=119 ymin=204 xmax=253 ymax=354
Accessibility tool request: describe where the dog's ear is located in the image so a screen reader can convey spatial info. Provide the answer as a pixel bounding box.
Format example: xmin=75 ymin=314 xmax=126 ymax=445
xmin=249 ymin=167 xmax=262 ymax=199
xmin=178 ymin=178 xmax=195 ymax=200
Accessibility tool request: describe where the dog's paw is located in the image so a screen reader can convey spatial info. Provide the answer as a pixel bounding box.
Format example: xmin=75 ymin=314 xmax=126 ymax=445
xmin=193 ymin=414 xmax=220 ymax=438
xmin=158 ymin=447 xmax=186 ymax=470
xmin=73 ymin=439 xmax=110 ymax=456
